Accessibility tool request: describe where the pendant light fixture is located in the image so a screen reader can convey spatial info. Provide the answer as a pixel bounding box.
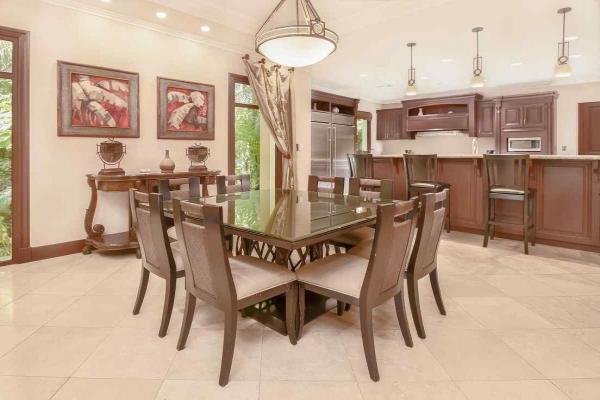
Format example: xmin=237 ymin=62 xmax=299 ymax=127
xmin=554 ymin=7 xmax=573 ymax=78
xmin=471 ymin=27 xmax=485 ymax=88
xmin=255 ymin=0 xmax=338 ymax=68
xmin=406 ymin=42 xmax=417 ymax=96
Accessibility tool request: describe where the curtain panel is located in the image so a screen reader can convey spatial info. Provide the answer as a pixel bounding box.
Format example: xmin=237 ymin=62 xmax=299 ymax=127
xmin=242 ymin=57 xmax=297 ymax=189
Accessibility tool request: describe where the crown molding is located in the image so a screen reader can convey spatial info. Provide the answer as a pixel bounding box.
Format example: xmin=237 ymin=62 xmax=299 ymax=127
xmin=41 ymin=0 xmax=254 ymax=56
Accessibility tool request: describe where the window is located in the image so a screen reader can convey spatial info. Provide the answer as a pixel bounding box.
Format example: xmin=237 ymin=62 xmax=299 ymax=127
xmin=356 ymin=111 xmax=372 ymax=152
xmin=229 ymin=74 xmax=260 ymax=190
xmin=0 ymin=40 xmax=13 ymax=261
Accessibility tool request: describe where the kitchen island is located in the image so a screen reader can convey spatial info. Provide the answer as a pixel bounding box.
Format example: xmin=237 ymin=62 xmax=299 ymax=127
xmin=372 ymin=154 xmax=600 ymax=251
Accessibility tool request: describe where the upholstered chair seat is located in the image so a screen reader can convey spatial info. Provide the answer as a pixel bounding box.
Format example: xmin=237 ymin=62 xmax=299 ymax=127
xmin=296 ymin=254 xmax=368 ymax=299
xmin=229 ymin=255 xmax=296 ymax=300
xmin=169 ymin=242 xmax=185 ymax=271
xmin=329 ymin=227 xmax=374 ymax=248
xmin=167 ymin=226 xmax=177 ymax=241
xmin=410 ymin=181 xmax=436 ymax=188
xmin=489 ymin=187 xmax=527 ymax=195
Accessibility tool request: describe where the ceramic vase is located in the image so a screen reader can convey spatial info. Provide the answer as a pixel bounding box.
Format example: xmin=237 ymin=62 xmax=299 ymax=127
xmin=160 ymin=150 xmax=175 ymax=173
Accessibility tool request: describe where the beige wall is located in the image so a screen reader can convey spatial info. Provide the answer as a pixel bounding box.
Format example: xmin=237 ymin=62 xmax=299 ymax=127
xmin=0 ymin=0 xmax=311 ymax=247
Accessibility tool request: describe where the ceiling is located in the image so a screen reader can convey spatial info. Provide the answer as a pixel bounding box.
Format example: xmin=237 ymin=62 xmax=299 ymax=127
xmin=68 ymin=0 xmax=600 ymax=103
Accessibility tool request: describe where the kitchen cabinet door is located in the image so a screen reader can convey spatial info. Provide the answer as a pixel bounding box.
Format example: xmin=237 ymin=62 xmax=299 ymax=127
xmin=477 ymin=100 xmax=496 ymax=137
xmin=500 ymin=103 xmax=523 ymax=130
xmin=376 ymin=109 xmax=404 ymax=140
xmin=523 ymin=103 xmax=547 ymax=130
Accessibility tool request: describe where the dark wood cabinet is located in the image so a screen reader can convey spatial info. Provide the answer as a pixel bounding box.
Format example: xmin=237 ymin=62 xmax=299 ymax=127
xmin=500 ymin=103 xmax=523 ymax=130
xmin=372 ymin=157 xmax=406 ymax=199
xmin=578 ymin=102 xmax=600 ymax=155
xmin=376 ymin=108 xmax=405 ymax=140
xmin=523 ymin=103 xmax=547 ymax=129
xmin=476 ymin=100 xmax=497 ymax=137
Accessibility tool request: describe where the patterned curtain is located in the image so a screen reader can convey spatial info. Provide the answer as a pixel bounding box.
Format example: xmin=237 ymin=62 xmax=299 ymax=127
xmin=243 ymin=57 xmax=297 ymax=189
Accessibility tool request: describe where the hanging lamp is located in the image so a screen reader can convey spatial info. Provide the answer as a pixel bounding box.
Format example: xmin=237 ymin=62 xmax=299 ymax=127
xmin=255 ymin=0 xmax=338 ymax=67
xmin=406 ymin=42 xmax=417 ymax=96
xmin=471 ymin=27 xmax=485 ymax=88
xmin=554 ymin=7 xmax=573 ymax=78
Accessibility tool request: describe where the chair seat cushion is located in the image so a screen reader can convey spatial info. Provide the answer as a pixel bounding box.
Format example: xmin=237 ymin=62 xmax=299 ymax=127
xmin=230 ymin=255 xmax=296 ymax=300
xmin=331 ymin=227 xmax=374 ymax=247
xmin=167 ymin=226 xmax=177 ymax=241
xmin=410 ymin=181 xmax=436 ymax=188
xmin=490 ymin=187 xmax=525 ymax=195
xmin=296 ymin=254 xmax=368 ymax=299
xmin=170 ymin=241 xmax=185 ymax=271
xmin=346 ymin=239 xmax=373 ymax=259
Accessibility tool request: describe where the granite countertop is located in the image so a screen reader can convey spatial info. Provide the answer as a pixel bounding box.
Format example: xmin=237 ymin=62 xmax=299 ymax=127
xmin=372 ymin=154 xmax=600 ymax=160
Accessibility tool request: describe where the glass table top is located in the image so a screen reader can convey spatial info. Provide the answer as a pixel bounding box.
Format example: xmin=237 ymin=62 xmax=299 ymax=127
xmin=170 ymin=189 xmax=394 ymax=243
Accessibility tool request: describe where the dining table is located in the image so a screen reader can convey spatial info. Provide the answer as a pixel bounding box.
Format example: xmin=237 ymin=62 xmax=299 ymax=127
xmin=163 ymin=188 xmax=394 ymax=335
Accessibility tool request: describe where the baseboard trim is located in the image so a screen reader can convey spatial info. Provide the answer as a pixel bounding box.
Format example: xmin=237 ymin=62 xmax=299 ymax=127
xmin=28 ymin=239 xmax=84 ymax=262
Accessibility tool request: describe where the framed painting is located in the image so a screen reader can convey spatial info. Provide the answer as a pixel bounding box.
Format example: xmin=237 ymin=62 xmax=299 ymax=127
xmin=157 ymin=77 xmax=215 ymax=140
xmin=57 ymin=61 xmax=139 ymax=138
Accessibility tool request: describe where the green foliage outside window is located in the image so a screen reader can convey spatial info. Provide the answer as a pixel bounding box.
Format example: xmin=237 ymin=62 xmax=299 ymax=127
xmin=0 ymin=40 xmax=13 ymax=260
xmin=356 ymin=118 xmax=368 ymax=152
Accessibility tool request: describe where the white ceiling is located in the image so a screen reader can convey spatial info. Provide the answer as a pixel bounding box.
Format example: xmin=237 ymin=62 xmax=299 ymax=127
xmin=75 ymin=0 xmax=600 ymax=103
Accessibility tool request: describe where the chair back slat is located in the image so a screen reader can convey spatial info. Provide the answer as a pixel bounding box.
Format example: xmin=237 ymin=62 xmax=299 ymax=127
xmin=408 ymin=190 xmax=448 ymax=279
xmin=173 ymin=200 xmax=236 ymax=306
xmin=129 ymin=190 xmax=176 ymax=277
xmin=403 ymin=154 xmax=438 ymax=186
xmin=308 ymin=175 xmax=345 ymax=194
xmin=483 ymin=154 xmax=530 ymax=192
xmin=361 ymin=199 xmax=418 ymax=305
xmin=158 ymin=177 xmax=202 ymax=200
xmin=349 ymin=178 xmax=393 ymax=200
xmin=217 ymin=174 xmax=251 ymax=194
xmin=347 ymin=153 xmax=374 ymax=178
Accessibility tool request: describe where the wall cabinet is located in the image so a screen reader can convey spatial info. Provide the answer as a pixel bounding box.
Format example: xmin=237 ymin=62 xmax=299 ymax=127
xmin=376 ymin=109 xmax=405 ymax=140
xmin=578 ymin=102 xmax=600 ymax=155
xmin=476 ymin=100 xmax=497 ymax=137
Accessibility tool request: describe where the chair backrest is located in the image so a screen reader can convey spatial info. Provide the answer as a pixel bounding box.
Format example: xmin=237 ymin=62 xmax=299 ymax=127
xmin=129 ymin=190 xmax=177 ymax=278
xmin=403 ymin=154 xmax=438 ymax=185
xmin=348 ymin=178 xmax=393 ymax=200
xmin=172 ymin=199 xmax=236 ymax=307
xmin=158 ymin=176 xmax=201 ymax=200
xmin=347 ymin=153 xmax=374 ymax=178
xmin=408 ymin=190 xmax=448 ymax=279
xmin=483 ymin=154 xmax=530 ymax=192
xmin=360 ymin=199 xmax=418 ymax=306
xmin=307 ymin=175 xmax=345 ymax=194
xmin=216 ymin=174 xmax=250 ymax=195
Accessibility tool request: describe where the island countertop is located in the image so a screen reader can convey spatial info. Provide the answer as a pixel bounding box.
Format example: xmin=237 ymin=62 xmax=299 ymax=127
xmin=372 ymin=154 xmax=600 ymax=160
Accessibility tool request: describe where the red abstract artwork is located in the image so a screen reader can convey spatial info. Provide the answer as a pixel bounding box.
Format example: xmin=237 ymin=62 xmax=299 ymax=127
xmin=70 ymin=73 xmax=130 ymax=129
xmin=166 ymin=87 xmax=209 ymax=132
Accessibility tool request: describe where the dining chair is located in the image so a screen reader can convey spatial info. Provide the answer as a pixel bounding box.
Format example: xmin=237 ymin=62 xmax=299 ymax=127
xmin=129 ymin=189 xmax=185 ymax=338
xmin=172 ymin=199 xmax=297 ymax=386
xmin=297 ymin=199 xmax=419 ymax=382
xmin=405 ymin=190 xmax=448 ymax=339
xmin=216 ymin=174 xmax=251 ymax=194
xmin=160 ymin=177 xmax=202 ymax=242
xmin=347 ymin=153 xmax=374 ymax=178
xmin=307 ymin=175 xmax=345 ymax=194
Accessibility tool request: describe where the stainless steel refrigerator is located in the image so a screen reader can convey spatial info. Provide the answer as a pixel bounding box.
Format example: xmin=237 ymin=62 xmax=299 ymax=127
xmin=310 ymin=111 xmax=355 ymax=179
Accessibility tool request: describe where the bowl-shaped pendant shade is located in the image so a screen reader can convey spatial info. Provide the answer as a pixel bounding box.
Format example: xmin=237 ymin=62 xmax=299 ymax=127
xmin=405 ymin=84 xmax=417 ymax=96
xmin=554 ymin=62 xmax=572 ymax=78
xmin=471 ymin=74 xmax=485 ymax=88
xmin=256 ymin=25 xmax=338 ymax=67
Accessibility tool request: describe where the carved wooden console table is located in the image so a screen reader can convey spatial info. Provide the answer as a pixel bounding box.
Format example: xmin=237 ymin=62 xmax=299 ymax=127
xmin=83 ymin=170 xmax=219 ymax=257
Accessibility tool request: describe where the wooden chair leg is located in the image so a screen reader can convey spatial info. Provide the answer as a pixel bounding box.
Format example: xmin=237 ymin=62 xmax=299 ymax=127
xmin=219 ymin=308 xmax=238 ymax=387
xmin=523 ymin=196 xmax=529 ymax=255
xmin=337 ymin=301 xmax=345 ymax=316
xmin=490 ymin=198 xmax=496 ymax=240
xmin=132 ymin=266 xmax=149 ymax=315
xmin=429 ymin=269 xmax=446 ymax=315
xmin=531 ymin=195 xmax=537 ymax=246
xmin=297 ymin=284 xmax=306 ymax=340
xmin=407 ymin=275 xmax=426 ymax=339
xmin=158 ymin=275 xmax=176 ymax=338
xmin=286 ymin=284 xmax=298 ymax=345
xmin=359 ymin=307 xmax=379 ymax=382
xmin=344 ymin=304 xmax=351 ymax=312
xmin=393 ymin=291 xmax=413 ymax=348
xmin=177 ymin=292 xmax=196 ymax=350
xmin=483 ymin=197 xmax=491 ymax=248
xmin=445 ymin=191 xmax=451 ymax=233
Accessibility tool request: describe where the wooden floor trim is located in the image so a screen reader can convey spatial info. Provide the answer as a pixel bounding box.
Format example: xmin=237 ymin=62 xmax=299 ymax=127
xmin=28 ymin=240 xmax=85 ymax=262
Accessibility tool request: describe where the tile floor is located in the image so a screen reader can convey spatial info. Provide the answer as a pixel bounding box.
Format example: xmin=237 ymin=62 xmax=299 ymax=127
xmin=0 ymin=232 xmax=599 ymax=399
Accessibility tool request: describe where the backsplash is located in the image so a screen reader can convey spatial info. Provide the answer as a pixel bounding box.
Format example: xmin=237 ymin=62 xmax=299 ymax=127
xmin=373 ymin=131 xmax=496 ymax=155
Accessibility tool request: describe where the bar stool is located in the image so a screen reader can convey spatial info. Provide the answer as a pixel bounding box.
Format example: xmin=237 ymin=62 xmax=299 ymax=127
xmin=483 ymin=154 xmax=536 ymax=255
xmin=403 ymin=154 xmax=451 ymax=232
xmin=347 ymin=153 xmax=374 ymax=178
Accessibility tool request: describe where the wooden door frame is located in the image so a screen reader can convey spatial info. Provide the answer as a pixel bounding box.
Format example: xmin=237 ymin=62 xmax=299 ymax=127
xmin=578 ymin=101 xmax=600 ymax=155
xmin=0 ymin=26 xmax=30 ymax=266
xmin=228 ymin=73 xmax=282 ymax=188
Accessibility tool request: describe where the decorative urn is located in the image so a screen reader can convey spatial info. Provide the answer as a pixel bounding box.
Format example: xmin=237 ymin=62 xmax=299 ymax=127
xmin=186 ymin=143 xmax=210 ymax=172
xmin=96 ymin=138 xmax=126 ymax=175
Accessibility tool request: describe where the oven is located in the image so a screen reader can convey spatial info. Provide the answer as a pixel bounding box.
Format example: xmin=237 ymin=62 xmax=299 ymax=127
xmin=507 ymin=137 xmax=542 ymax=152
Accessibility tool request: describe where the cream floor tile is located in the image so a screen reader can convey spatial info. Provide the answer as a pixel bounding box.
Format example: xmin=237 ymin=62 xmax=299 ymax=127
xmin=86 ymin=265 xmax=161 ymax=296
xmin=553 ymin=261 xmax=600 ymax=274
xmin=494 ymin=255 xmax=567 ymax=275
xmin=50 ymin=378 xmax=162 ymax=400
xmin=481 ymin=274 xmax=558 ymax=297
xmin=0 ymin=376 xmax=66 ymax=400
xmin=496 ymin=329 xmax=600 ymax=379
xmin=0 ymin=326 xmax=111 ymax=377
xmin=453 ymin=297 xmax=555 ymax=329
xmin=261 ymin=330 xmax=354 ymax=381
xmin=46 ymin=295 xmax=132 ymax=328
xmin=575 ymin=296 xmax=600 ymax=312
xmin=0 ymin=294 xmax=80 ymax=326
xmin=0 ymin=325 xmax=39 ymax=357
xmin=156 ymin=379 xmax=259 ymax=400
xmin=33 ymin=272 xmax=115 ymax=296
xmin=456 ymin=380 xmax=569 ymax=400
xmin=358 ymin=381 xmax=467 ymax=400
xmin=0 ymin=272 xmax=59 ymax=298
xmin=568 ymin=329 xmax=600 ymax=352
xmin=423 ymin=329 xmax=542 ymax=381
xmin=437 ymin=255 xmax=516 ymax=276
xmin=15 ymin=255 xmax=82 ymax=275
xmin=530 ymin=274 xmax=600 ymax=296
xmin=552 ymin=378 xmax=600 ymax=400
xmin=0 ymin=293 xmax=15 ymax=307
xmin=440 ymin=275 xmax=506 ymax=298
xmin=167 ymin=328 xmax=262 ymax=381
xmin=74 ymin=327 xmax=179 ymax=379
xmin=515 ymin=297 xmax=600 ymax=328
xmin=260 ymin=381 xmax=363 ymax=400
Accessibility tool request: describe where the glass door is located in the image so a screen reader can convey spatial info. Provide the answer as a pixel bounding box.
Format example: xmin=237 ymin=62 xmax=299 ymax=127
xmin=0 ymin=39 xmax=13 ymax=262
xmin=355 ymin=111 xmax=372 ymax=153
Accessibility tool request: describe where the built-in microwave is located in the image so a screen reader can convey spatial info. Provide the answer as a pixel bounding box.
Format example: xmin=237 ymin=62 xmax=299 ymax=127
xmin=507 ymin=137 xmax=542 ymax=152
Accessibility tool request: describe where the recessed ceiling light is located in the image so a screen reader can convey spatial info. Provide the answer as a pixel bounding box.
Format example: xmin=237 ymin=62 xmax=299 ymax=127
xmin=201 ymin=25 xmax=211 ymax=32
xmin=565 ymin=35 xmax=578 ymax=41
xmin=442 ymin=58 xmax=453 ymax=63
xmin=571 ymin=54 xmax=582 ymax=58
xmin=420 ymin=76 xmax=429 ymax=80
xmin=510 ymin=62 xmax=523 ymax=67
xmin=156 ymin=11 xmax=167 ymax=19
xmin=100 ymin=0 xmax=111 ymax=3
xmin=359 ymin=73 xmax=368 ymax=78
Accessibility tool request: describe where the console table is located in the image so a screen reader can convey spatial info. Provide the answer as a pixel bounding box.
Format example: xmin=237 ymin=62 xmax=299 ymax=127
xmin=83 ymin=170 xmax=219 ymax=257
